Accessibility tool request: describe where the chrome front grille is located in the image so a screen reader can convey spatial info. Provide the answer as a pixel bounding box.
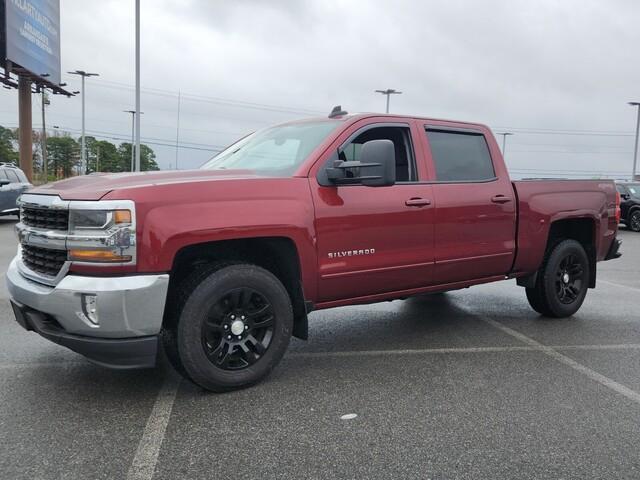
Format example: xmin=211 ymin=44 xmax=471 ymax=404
xmin=21 ymin=244 xmax=67 ymax=277
xmin=21 ymin=206 xmax=69 ymax=231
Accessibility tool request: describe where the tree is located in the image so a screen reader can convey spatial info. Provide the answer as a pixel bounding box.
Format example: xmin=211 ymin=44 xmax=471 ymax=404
xmin=117 ymin=143 xmax=160 ymax=172
xmin=88 ymin=140 xmax=119 ymax=173
xmin=47 ymin=136 xmax=80 ymax=178
xmin=0 ymin=126 xmax=18 ymax=164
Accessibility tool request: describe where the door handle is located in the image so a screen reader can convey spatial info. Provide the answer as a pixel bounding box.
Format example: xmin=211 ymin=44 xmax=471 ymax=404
xmin=405 ymin=197 xmax=431 ymax=207
xmin=491 ymin=195 xmax=511 ymax=204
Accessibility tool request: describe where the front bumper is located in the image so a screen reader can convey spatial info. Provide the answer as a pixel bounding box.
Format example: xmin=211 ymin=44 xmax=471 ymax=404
xmin=6 ymin=256 xmax=169 ymax=367
xmin=11 ymin=300 xmax=158 ymax=369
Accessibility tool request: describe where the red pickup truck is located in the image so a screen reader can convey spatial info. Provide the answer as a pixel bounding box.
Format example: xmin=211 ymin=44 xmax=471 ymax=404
xmin=7 ymin=110 xmax=622 ymax=391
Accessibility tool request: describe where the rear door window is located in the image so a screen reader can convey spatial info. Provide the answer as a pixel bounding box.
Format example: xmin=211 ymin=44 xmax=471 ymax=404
xmin=5 ymin=169 xmax=20 ymax=183
xmin=425 ymin=129 xmax=495 ymax=182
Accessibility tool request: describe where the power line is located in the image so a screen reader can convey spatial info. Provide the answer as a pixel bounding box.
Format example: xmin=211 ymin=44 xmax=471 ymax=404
xmin=42 ymin=124 xmax=224 ymax=152
xmin=79 ymin=78 xmax=325 ymax=116
xmin=508 ymin=150 xmax=633 ymax=155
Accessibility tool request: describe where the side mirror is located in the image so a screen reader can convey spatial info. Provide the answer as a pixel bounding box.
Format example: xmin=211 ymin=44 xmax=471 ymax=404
xmin=0 ymin=179 xmax=10 ymax=187
xmin=621 ymin=193 xmax=630 ymax=200
xmin=326 ymin=139 xmax=396 ymax=187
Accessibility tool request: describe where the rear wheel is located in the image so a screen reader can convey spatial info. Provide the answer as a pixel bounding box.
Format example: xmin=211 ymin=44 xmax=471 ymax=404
xmin=164 ymin=264 xmax=293 ymax=392
xmin=525 ymin=239 xmax=590 ymax=318
xmin=630 ymin=210 xmax=640 ymax=232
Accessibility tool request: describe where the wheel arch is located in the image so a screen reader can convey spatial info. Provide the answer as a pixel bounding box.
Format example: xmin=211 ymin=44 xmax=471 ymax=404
xmin=164 ymin=236 xmax=310 ymax=340
xmin=518 ymin=217 xmax=597 ymax=288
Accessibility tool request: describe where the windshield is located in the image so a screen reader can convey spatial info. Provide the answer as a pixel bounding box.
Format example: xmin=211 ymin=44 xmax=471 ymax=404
xmin=628 ymin=184 xmax=639 ymax=197
xmin=201 ymin=121 xmax=340 ymax=176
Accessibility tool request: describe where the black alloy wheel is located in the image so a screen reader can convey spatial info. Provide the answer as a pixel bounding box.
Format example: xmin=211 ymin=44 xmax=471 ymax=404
xmin=202 ymin=287 xmax=275 ymax=370
xmin=630 ymin=210 xmax=640 ymax=232
xmin=555 ymin=253 xmax=586 ymax=305
xmin=164 ymin=263 xmax=293 ymax=392
xmin=525 ymin=239 xmax=590 ymax=318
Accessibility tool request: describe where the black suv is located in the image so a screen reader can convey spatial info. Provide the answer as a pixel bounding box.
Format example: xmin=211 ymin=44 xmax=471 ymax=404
xmin=616 ymin=182 xmax=640 ymax=232
xmin=0 ymin=163 xmax=31 ymax=218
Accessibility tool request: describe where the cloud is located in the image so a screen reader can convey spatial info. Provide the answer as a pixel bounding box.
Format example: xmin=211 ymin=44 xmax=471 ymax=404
xmin=1 ymin=0 xmax=639 ymax=176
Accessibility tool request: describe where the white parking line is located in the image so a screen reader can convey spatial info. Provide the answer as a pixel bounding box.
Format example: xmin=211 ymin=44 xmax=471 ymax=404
xmin=286 ymin=343 xmax=640 ymax=359
xmin=479 ymin=316 xmax=640 ymax=406
xmin=126 ymin=373 xmax=181 ymax=480
xmin=1 ymin=343 xmax=640 ymax=370
xmin=287 ymin=345 xmax=537 ymax=358
xmin=598 ymin=279 xmax=640 ymax=292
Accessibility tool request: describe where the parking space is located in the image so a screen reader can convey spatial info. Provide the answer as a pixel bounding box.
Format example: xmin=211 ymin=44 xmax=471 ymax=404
xmin=1 ymin=216 xmax=639 ymax=479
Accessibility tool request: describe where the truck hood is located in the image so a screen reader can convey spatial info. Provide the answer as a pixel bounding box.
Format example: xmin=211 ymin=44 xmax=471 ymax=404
xmin=27 ymin=169 xmax=261 ymax=200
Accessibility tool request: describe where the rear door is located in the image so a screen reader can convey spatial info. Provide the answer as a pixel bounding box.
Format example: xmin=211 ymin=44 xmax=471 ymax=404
xmin=0 ymin=169 xmax=14 ymax=212
xmin=2 ymin=169 xmax=24 ymax=212
xmin=420 ymin=124 xmax=517 ymax=284
xmin=310 ymin=120 xmax=436 ymax=302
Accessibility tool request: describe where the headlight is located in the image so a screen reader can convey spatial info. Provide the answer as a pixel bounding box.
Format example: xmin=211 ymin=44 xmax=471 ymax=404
xmin=69 ymin=209 xmax=131 ymax=230
xmin=66 ymin=201 xmax=136 ymax=264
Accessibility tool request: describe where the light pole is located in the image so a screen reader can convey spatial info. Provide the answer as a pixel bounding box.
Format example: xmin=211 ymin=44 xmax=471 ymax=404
xmin=124 ymin=110 xmax=143 ymax=171
xmin=68 ymin=70 xmax=99 ymax=174
xmin=375 ymin=89 xmax=402 ymax=113
xmin=175 ymin=90 xmax=181 ymax=170
xmin=135 ymin=0 xmax=141 ymax=172
xmin=629 ymin=102 xmax=640 ymax=181
xmin=498 ymin=132 xmax=514 ymax=159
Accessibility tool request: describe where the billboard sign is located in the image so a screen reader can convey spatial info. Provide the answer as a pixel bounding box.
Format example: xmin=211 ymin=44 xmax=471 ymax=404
xmin=3 ymin=0 xmax=61 ymax=85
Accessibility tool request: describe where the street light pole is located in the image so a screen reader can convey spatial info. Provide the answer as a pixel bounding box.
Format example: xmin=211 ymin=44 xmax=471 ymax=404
xmin=68 ymin=70 xmax=99 ymax=175
xmin=135 ymin=0 xmax=141 ymax=172
xmin=629 ymin=102 xmax=640 ymax=181
xmin=375 ymin=89 xmax=402 ymax=113
xmin=124 ymin=110 xmax=143 ymax=171
xmin=498 ymin=132 xmax=514 ymax=159
xmin=175 ymin=90 xmax=181 ymax=170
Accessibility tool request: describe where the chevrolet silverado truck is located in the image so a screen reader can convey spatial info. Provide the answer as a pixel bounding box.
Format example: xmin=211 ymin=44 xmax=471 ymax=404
xmin=6 ymin=110 xmax=622 ymax=391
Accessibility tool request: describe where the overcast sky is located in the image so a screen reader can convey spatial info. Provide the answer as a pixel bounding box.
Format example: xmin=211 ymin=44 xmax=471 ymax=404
xmin=1 ymin=0 xmax=639 ymax=178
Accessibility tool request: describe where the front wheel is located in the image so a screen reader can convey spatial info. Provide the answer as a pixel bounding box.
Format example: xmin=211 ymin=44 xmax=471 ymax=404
xmin=629 ymin=210 xmax=640 ymax=232
xmin=525 ymin=239 xmax=590 ymax=318
xmin=166 ymin=264 xmax=293 ymax=392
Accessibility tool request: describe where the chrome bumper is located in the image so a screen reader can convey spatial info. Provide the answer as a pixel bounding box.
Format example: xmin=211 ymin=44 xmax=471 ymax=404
xmin=6 ymin=256 xmax=169 ymax=338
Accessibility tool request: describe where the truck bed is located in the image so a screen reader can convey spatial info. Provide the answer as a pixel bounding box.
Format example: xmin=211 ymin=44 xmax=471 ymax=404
xmin=511 ymin=179 xmax=618 ymax=275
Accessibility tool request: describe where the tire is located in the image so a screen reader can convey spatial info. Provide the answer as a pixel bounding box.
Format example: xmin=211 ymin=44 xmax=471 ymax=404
xmin=164 ymin=263 xmax=293 ymax=392
xmin=630 ymin=210 xmax=640 ymax=232
xmin=525 ymin=239 xmax=590 ymax=318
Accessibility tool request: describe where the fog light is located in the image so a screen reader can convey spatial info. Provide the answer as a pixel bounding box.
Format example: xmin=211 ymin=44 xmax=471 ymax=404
xmin=82 ymin=294 xmax=99 ymax=325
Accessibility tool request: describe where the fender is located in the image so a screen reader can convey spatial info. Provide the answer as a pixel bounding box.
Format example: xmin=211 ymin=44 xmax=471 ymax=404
xmin=105 ymin=177 xmax=319 ymax=302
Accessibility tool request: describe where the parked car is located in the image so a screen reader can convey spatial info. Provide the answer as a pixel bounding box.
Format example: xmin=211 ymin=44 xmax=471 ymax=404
xmin=616 ymin=182 xmax=640 ymax=232
xmin=6 ymin=110 xmax=622 ymax=391
xmin=0 ymin=163 xmax=31 ymax=218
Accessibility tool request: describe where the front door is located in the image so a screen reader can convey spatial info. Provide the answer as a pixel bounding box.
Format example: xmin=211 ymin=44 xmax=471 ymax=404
xmin=311 ymin=121 xmax=435 ymax=302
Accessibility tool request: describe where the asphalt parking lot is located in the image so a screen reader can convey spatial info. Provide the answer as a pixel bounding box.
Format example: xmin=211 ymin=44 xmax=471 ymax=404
xmin=1 ymin=217 xmax=639 ymax=480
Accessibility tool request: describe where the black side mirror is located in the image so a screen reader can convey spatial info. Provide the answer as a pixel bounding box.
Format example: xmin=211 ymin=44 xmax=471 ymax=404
xmin=621 ymin=193 xmax=630 ymax=200
xmin=0 ymin=179 xmax=10 ymax=187
xmin=326 ymin=139 xmax=396 ymax=187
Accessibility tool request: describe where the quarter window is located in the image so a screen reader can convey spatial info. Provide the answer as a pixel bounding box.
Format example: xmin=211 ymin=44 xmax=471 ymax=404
xmin=426 ymin=129 xmax=495 ymax=182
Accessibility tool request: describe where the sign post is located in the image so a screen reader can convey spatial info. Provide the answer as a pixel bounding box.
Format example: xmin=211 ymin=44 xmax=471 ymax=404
xmin=18 ymin=76 xmax=32 ymax=180
xmin=1 ymin=0 xmax=72 ymax=181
